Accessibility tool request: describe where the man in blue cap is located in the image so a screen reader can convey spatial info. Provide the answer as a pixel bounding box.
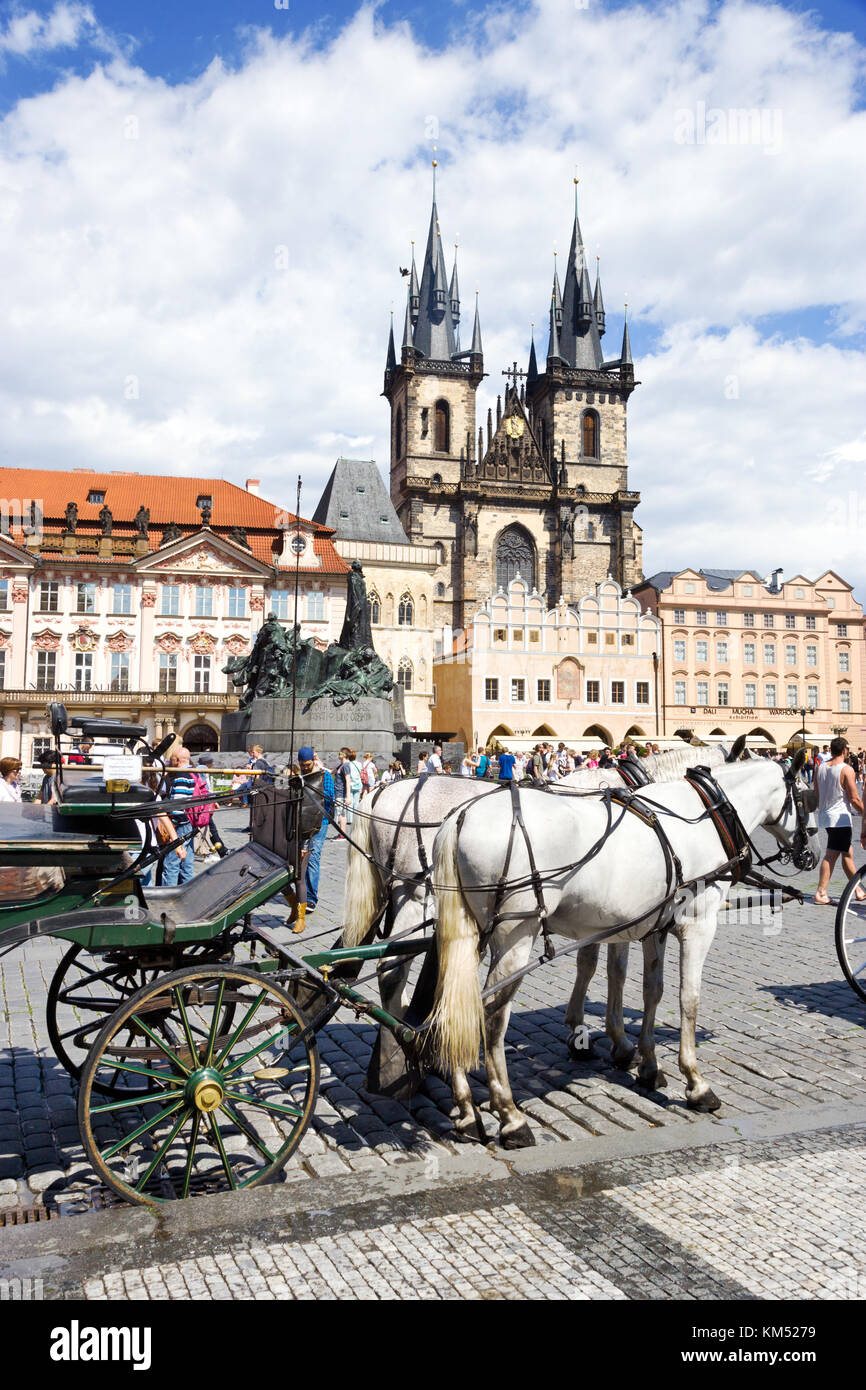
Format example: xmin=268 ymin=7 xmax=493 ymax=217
xmin=297 ymin=746 xmax=334 ymax=916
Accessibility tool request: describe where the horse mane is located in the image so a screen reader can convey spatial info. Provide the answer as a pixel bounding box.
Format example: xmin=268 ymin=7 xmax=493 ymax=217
xmin=638 ymin=744 xmax=728 ymax=780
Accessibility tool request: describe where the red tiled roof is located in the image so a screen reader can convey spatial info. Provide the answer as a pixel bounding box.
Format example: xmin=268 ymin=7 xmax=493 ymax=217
xmin=0 ymin=467 xmax=348 ymax=574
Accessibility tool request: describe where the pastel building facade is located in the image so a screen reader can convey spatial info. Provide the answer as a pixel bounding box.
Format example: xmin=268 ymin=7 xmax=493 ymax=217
xmin=433 ymin=576 xmax=662 ymax=751
xmin=634 ymin=567 xmax=866 ymax=747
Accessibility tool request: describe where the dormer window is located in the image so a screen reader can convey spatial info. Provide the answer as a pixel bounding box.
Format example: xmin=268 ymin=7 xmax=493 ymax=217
xmin=290 ymin=535 xmax=306 ymax=556
xmin=196 ymin=494 xmax=213 ymax=510
xmin=355 ymin=485 xmax=366 ymax=494
xmin=88 ymin=491 xmax=105 ymax=505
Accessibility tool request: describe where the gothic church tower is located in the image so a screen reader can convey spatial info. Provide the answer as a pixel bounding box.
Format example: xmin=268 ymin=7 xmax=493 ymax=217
xmin=384 ymin=172 xmax=641 ymax=631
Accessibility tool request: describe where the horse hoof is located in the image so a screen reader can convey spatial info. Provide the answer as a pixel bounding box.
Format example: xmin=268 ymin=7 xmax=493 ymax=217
xmin=500 ymin=1122 xmax=535 ymax=1150
xmin=687 ymin=1088 xmax=721 ymax=1112
xmin=611 ymin=1045 xmax=636 ymax=1070
xmin=637 ymin=1069 xmax=666 ymax=1091
xmin=453 ymin=1107 xmax=487 ymax=1145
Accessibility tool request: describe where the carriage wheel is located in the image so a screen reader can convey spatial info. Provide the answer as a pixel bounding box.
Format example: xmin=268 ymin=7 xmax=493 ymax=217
xmin=47 ymin=943 xmax=235 ymax=1097
xmin=78 ymin=965 xmax=319 ymax=1204
xmin=835 ymin=867 xmax=866 ymax=1004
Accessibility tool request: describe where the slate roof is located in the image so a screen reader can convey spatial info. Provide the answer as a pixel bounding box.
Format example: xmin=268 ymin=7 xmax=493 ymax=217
xmin=640 ymin=568 xmax=766 ymax=594
xmin=313 ymin=459 xmax=409 ymax=544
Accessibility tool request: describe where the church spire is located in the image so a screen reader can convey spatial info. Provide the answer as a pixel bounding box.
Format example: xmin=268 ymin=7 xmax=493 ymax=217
xmin=412 ymin=156 xmax=459 ymax=359
xmin=594 ymin=253 xmax=605 ymax=337
xmin=401 ymin=286 xmax=414 ymax=357
xmin=558 ymin=176 xmax=604 ymax=369
xmin=409 ymin=242 xmax=419 ymax=324
xmin=527 ymin=324 xmax=538 ymax=386
xmin=620 ymin=301 xmax=632 ymax=366
xmin=470 ymin=291 xmax=483 ymax=355
xmin=385 ymin=311 xmax=397 ymax=372
xmin=547 ymin=286 xmax=561 ymax=362
xmin=449 ymin=244 xmax=460 ymax=322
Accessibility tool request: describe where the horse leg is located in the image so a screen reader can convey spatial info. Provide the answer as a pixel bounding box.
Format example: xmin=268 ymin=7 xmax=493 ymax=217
xmin=636 ymin=931 xmax=668 ymax=1090
xmin=450 ymin=1065 xmax=487 ymax=1144
xmin=483 ymin=929 xmax=538 ymax=1149
xmin=605 ymin=942 xmax=636 ymax=1068
xmin=565 ymin=942 xmax=600 ymax=1059
xmin=366 ymin=890 xmax=427 ymax=1097
xmin=673 ymin=910 xmax=722 ymax=1111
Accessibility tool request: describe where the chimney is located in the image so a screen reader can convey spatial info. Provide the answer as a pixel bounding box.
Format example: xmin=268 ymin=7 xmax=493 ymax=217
xmin=771 ymin=567 xmax=783 ymax=594
xmin=246 ymin=478 xmax=260 ymax=496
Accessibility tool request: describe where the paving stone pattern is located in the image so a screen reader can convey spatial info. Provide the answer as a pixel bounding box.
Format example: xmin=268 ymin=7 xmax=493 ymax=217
xmin=1 ymin=810 xmax=863 ymax=1215
xmin=76 ymin=1126 xmax=866 ymax=1300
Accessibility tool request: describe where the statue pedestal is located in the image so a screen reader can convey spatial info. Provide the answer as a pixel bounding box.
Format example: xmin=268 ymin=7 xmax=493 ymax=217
xmin=220 ymin=696 xmax=395 ymax=766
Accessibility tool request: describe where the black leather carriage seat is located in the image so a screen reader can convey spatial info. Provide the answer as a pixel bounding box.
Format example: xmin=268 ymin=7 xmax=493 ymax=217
xmin=141 ymin=843 xmax=288 ymax=928
xmin=0 ymin=802 xmax=136 ymax=852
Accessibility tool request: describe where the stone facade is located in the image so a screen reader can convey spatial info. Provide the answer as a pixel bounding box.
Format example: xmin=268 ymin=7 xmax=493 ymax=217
xmin=385 ymin=181 xmax=643 ymax=632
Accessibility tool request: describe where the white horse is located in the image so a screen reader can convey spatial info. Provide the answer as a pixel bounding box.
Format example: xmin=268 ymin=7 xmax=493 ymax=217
xmin=426 ymin=751 xmax=817 ymax=1146
xmin=341 ymin=745 xmax=728 ymax=1093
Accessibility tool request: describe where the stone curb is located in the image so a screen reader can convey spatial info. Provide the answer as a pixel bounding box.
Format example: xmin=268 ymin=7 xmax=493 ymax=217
xmin=1 ymin=1099 xmax=861 ymax=1290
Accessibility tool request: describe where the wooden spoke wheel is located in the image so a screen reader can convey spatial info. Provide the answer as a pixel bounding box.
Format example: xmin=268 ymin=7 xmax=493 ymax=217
xmin=835 ymin=867 xmax=866 ymax=1004
xmin=78 ymin=965 xmax=319 ymax=1205
xmin=47 ymin=942 xmax=234 ymax=1097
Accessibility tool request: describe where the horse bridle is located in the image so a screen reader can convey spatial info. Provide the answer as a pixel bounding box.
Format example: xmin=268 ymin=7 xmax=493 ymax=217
xmin=765 ymin=764 xmax=817 ymax=872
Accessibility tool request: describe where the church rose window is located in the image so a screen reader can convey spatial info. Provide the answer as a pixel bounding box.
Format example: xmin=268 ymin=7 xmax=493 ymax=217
xmin=495 ymin=526 xmax=535 ymax=591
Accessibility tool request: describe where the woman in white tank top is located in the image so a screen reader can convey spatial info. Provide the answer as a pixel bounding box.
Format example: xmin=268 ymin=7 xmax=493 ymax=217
xmin=815 ymin=743 xmax=865 ymax=904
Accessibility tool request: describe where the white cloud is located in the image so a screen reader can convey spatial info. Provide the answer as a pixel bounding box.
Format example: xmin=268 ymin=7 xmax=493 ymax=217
xmin=0 ymin=3 xmax=110 ymax=60
xmin=0 ymin=0 xmax=864 ymax=596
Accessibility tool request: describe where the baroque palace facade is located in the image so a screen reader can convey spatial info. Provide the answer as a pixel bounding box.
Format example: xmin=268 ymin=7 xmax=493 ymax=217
xmin=635 ymin=568 xmax=866 ymax=748
xmin=0 ymin=467 xmax=437 ymax=763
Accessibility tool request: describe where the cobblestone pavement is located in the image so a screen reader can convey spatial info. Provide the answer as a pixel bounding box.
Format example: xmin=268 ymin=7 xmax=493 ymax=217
xmin=0 ymin=808 xmax=864 ymax=1217
xmin=31 ymin=1123 xmax=866 ymax=1299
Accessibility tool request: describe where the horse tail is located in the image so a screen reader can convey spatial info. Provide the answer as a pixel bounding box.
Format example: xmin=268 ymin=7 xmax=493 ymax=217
xmin=341 ymin=803 xmax=382 ymax=947
xmin=427 ymin=812 xmax=485 ymax=1075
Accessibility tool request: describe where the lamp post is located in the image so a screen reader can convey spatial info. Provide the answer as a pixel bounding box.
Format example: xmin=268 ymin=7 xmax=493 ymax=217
xmin=798 ymin=705 xmax=815 ymax=748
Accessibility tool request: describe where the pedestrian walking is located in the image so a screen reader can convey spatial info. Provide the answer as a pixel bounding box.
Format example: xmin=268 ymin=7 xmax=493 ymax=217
xmin=428 ymin=743 xmax=444 ymax=774
xmin=160 ymin=746 xmax=196 ymax=887
xmin=298 ymin=746 xmax=335 ymax=918
xmin=361 ymin=753 xmax=379 ymax=795
xmin=814 ymin=736 xmax=865 ymax=905
xmin=496 ymin=747 xmax=517 ymax=783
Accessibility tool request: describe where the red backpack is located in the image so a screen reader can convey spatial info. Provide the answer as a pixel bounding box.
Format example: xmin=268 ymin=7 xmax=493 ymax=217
xmin=186 ymin=772 xmax=217 ymax=829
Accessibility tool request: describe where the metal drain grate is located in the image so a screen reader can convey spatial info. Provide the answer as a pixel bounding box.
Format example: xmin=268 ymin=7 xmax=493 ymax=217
xmin=0 ymin=1204 xmax=60 ymax=1226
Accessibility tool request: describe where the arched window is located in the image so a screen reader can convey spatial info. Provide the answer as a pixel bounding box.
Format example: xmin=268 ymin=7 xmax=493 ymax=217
xmin=398 ymin=659 xmax=413 ymax=691
xmin=369 ymin=592 xmax=381 ymax=625
xmin=394 ymin=406 xmax=403 ymax=456
xmin=434 ymin=542 xmax=446 ymax=565
xmin=434 ymin=399 xmax=450 ymax=453
xmin=496 ymin=525 xmax=536 ymax=591
xmin=582 ymin=411 xmax=599 ymax=458
xmin=398 ymin=593 xmax=414 ymax=626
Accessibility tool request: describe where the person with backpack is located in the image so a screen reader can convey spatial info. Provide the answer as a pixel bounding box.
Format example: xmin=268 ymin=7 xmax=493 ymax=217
xmin=361 ymin=753 xmax=379 ymax=796
xmin=192 ymin=753 xmax=226 ymax=862
xmin=337 ymin=747 xmax=363 ymax=833
xmin=474 ymin=746 xmax=490 ymax=778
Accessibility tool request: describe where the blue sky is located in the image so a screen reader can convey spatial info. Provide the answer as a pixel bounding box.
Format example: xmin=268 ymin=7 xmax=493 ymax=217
xmin=0 ymin=0 xmax=864 ymax=598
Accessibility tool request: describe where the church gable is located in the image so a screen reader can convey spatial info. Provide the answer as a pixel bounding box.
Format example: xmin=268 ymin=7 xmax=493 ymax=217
xmin=471 ymin=385 xmax=551 ymax=488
